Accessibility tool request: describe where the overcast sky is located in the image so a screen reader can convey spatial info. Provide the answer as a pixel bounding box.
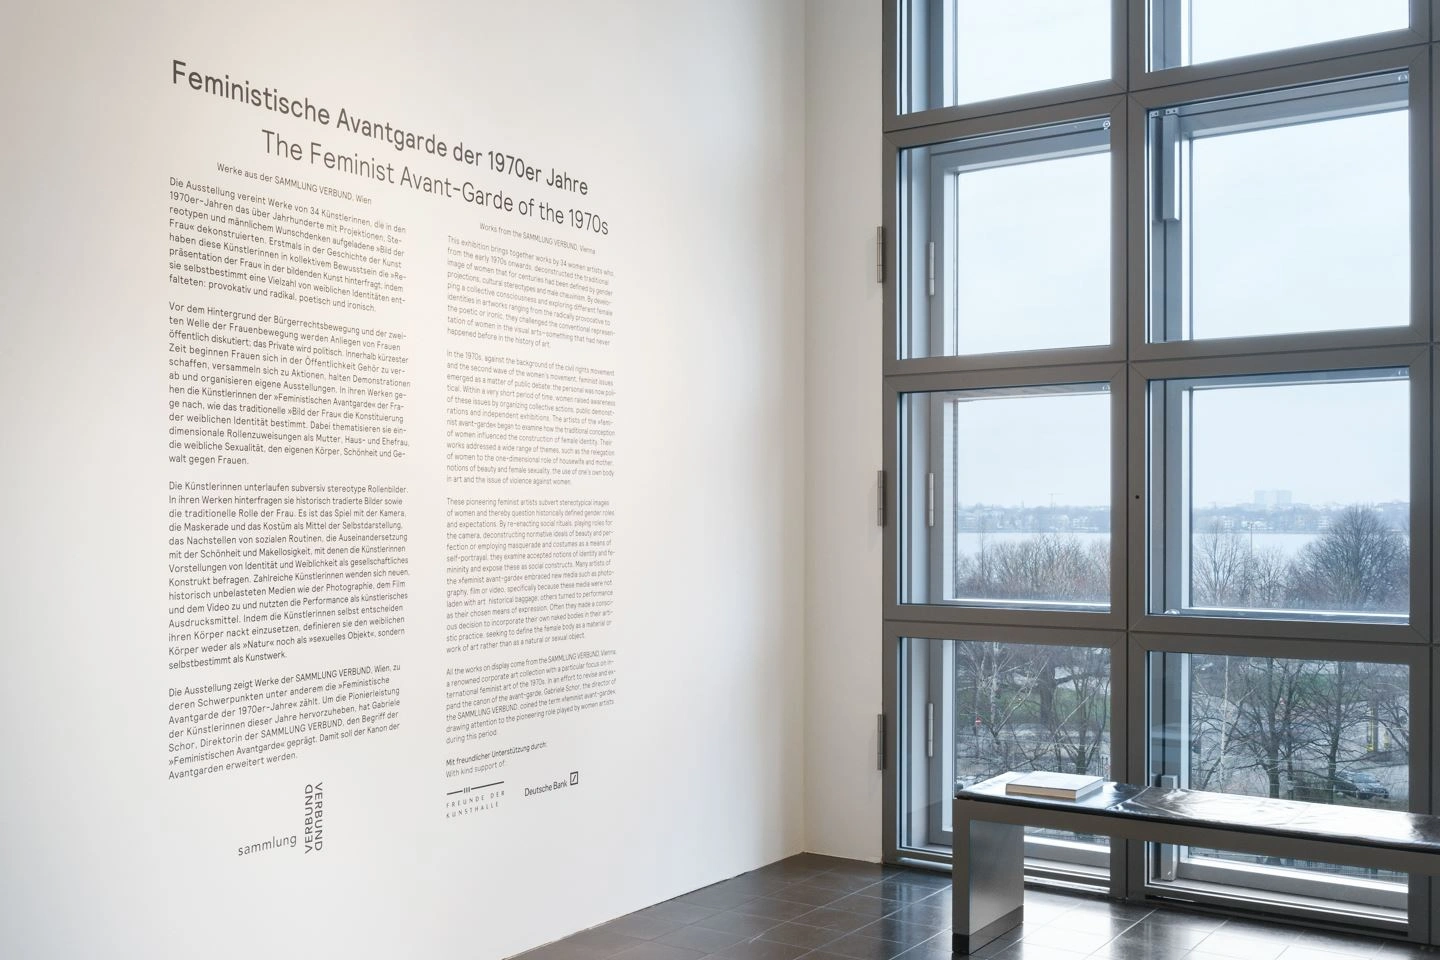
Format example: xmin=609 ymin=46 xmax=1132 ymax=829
xmin=950 ymin=1 xmax=1407 ymax=104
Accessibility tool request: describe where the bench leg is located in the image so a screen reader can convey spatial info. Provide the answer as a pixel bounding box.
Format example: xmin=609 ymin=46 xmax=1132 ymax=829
xmin=952 ymin=814 xmax=1024 ymax=955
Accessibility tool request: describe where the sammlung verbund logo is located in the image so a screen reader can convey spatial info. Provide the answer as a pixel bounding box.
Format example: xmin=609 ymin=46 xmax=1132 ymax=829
xmin=303 ymin=781 xmax=324 ymax=853
xmin=524 ymin=771 xmax=579 ymax=798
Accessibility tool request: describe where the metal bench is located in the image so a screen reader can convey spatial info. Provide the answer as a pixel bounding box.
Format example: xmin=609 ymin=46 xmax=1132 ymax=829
xmin=953 ymin=771 xmax=1440 ymax=954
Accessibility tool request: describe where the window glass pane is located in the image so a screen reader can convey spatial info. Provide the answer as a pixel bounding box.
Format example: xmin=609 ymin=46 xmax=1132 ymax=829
xmin=898 ymin=635 xmax=1112 ymax=882
xmin=1149 ymin=79 xmax=1409 ymax=342
xmin=901 ymin=122 xmax=1110 ymax=359
xmin=1166 ymin=0 xmax=1409 ymax=69
xmin=957 ymin=640 xmax=1112 ymax=869
xmin=1149 ymin=651 xmax=1409 ymax=916
xmin=951 ymin=0 xmax=1110 ymax=105
xmin=1153 ymin=371 xmax=1410 ymax=621
xmin=901 ymin=385 xmax=1110 ymax=609
xmin=956 ymin=641 xmax=1112 ymax=785
xmin=955 ymin=155 xmax=1109 ymax=353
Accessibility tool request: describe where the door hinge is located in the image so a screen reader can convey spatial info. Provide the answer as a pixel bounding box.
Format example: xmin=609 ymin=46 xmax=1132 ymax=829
xmin=875 ymin=226 xmax=886 ymax=283
xmin=876 ymin=714 xmax=887 ymax=770
xmin=876 ymin=469 xmax=887 ymax=527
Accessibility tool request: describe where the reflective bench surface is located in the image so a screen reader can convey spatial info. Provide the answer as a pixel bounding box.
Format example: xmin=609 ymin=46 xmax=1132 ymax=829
xmin=958 ymin=771 xmax=1440 ymax=853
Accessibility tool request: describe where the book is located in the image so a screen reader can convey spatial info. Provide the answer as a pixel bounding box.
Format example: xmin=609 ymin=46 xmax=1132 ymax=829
xmin=1004 ymin=771 xmax=1104 ymax=800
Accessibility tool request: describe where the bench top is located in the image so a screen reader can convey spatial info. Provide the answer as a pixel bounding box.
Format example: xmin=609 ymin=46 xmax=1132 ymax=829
xmin=958 ymin=771 xmax=1440 ymax=855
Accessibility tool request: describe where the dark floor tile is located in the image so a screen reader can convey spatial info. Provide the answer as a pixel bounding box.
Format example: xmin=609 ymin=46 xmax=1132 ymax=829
xmin=1289 ymin=929 xmax=1388 ymax=956
xmin=816 ymin=932 xmax=910 ymax=960
xmin=633 ymin=902 xmax=718 ymax=925
xmin=1375 ymin=943 xmax=1436 ymax=960
xmin=1089 ymin=935 xmax=1180 ymax=960
xmin=770 ymin=882 xmax=849 ymax=908
xmin=782 ymin=853 xmax=851 ymax=870
xmin=985 ymin=942 xmax=1091 ymax=960
xmin=734 ymin=897 xmax=820 ymax=922
xmin=855 ymin=879 xmax=948 ymax=906
xmin=564 ymin=928 xmax=652 ymax=957
xmin=691 ymin=911 xmax=781 ymax=938
xmin=805 ymin=872 xmax=891 ymax=895
xmin=824 ymin=894 xmax=900 ymax=920
xmin=854 ymin=917 xmax=941 ymax=948
xmin=1051 ymin=900 xmax=1153 ymax=924
xmin=675 ymin=884 xmax=759 ymax=911
xmin=757 ymin=921 xmax=845 ymax=950
xmin=882 ymin=901 xmax=949 ymax=931
xmin=871 ymin=871 xmax=950 ymax=891
xmin=712 ymin=937 xmax=813 ymax=960
xmin=891 ymin=932 xmax=954 ymax=960
xmin=724 ymin=875 xmax=801 ymax=898
xmin=1013 ymin=923 xmax=1118 ymax=955
xmin=654 ymin=924 xmax=749 ymax=953
xmin=1023 ymin=891 xmax=1085 ymax=911
xmin=1278 ymin=945 xmax=1378 ymax=960
xmin=751 ymin=863 xmax=827 ymax=885
xmin=1100 ymin=920 xmax=1212 ymax=954
xmin=594 ymin=915 xmax=685 ymax=942
xmin=788 ymin=907 xmax=875 ymax=935
xmin=1041 ymin=907 xmax=1142 ymax=939
xmin=1213 ymin=918 xmax=1310 ymax=939
xmin=1189 ymin=927 xmax=1295 ymax=960
xmin=607 ymin=942 xmax=707 ymax=960
xmin=513 ymin=943 xmax=609 ymax=960
xmin=966 ymin=926 xmax=1026 ymax=959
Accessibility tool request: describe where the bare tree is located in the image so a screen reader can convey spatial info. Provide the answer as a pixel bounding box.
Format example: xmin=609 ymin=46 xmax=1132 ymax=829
xmin=1191 ymin=656 xmax=1320 ymax=799
xmin=1192 ymin=522 xmax=1252 ymax=607
xmin=955 ymin=534 xmax=1108 ymax=603
xmin=1287 ymin=506 xmax=1407 ymax=613
xmin=954 ymin=642 xmax=1109 ymax=780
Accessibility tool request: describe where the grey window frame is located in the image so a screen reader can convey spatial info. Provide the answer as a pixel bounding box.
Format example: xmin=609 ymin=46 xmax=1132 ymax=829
xmin=1129 ymin=632 xmax=1432 ymax=935
xmin=888 ymin=624 xmax=1127 ymax=888
xmin=883 ymin=0 xmax=1440 ymax=944
xmin=1146 ymin=72 xmax=1415 ymax=346
xmin=1144 ymin=361 xmax=1424 ymax=633
xmin=905 ymin=118 xmax=1112 ymax=361
xmin=1139 ymin=0 xmax=1429 ymax=80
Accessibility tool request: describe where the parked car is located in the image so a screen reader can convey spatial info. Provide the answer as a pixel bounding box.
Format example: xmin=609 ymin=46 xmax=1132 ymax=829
xmin=1339 ymin=770 xmax=1390 ymax=801
xmin=1288 ymin=769 xmax=1390 ymax=802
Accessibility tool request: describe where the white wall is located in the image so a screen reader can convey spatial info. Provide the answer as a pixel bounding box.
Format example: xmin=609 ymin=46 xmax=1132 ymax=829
xmin=803 ymin=0 xmax=886 ymax=861
xmin=0 ymin=2 xmax=807 ymax=956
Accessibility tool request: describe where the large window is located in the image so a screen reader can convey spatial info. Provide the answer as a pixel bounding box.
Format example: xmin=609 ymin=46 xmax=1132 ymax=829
xmin=900 ymin=635 xmax=1115 ymax=880
xmin=899 ymin=384 xmax=1112 ymax=609
xmin=1148 ymin=368 xmax=1412 ymax=623
xmin=900 ymin=120 xmax=1113 ymax=359
xmin=1146 ymin=76 xmax=1411 ymax=343
xmin=885 ymin=0 xmax=1432 ymax=938
xmin=1147 ymin=646 xmax=1415 ymax=917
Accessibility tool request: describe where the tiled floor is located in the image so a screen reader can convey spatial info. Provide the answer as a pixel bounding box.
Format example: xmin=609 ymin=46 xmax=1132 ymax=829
xmin=517 ymin=855 xmax=1434 ymax=960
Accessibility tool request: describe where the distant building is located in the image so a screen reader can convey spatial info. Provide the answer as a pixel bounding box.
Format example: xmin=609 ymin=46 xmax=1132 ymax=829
xmin=1254 ymin=489 xmax=1294 ymax=508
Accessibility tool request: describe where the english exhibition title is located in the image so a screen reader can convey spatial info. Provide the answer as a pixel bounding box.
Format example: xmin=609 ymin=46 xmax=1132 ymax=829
xmin=171 ymin=59 xmax=609 ymax=234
